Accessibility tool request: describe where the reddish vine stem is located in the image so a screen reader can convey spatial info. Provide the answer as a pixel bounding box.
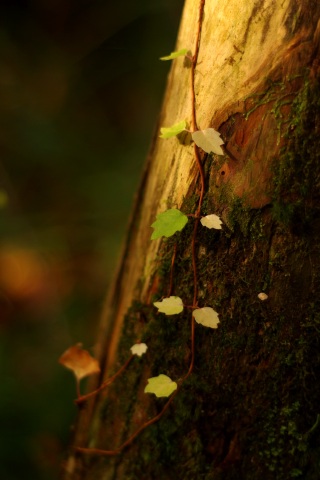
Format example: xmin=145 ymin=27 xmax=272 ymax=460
xmin=167 ymin=243 xmax=177 ymax=297
xmin=75 ymin=378 xmax=81 ymax=400
xmin=74 ymin=0 xmax=206 ymax=457
xmin=75 ymin=355 xmax=134 ymax=405
xmin=191 ymin=15 xmax=206 ymax=214
xmin=191 ymin=0 xmax=205 ymax=131
xmin=75 ymin=389 xmax=180 ymax=457
xmin=186 ymin=0 xmax=206 ymax=379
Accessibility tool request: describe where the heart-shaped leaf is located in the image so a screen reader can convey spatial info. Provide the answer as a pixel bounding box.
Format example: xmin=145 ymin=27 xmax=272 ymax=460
xmin=200 ymin=214 xmax=223 ymax=230
xmin=151 ymin=208 xmax=188 ymax=240
xmin=144 ymin=374 xmax=177 ymax=398
xmin=153 ymin=296 xmax=184 ymax=315
xmin=130 ymin=343 xmax=148 ymax=357
xmin=193 ymin=307 xmax=220 ymax=329
xmin=192 ymin=128 xmax=224 ymax=155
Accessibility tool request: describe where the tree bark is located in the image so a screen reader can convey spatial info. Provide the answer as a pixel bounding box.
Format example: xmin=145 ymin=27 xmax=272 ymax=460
xmin=63 ymin=0 xmax=320 ymax=479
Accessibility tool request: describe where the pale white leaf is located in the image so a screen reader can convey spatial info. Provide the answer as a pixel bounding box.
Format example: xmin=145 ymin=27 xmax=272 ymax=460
xmin=153 ymin=296 xmax=184 ymax=315
xmin=192 ymin=128 xmax=224 ymax=155
xmin=193 ymin=307 xmax=220 ymax=329
xmin=130 ymin=343 xmax=148 ymax=357
xmin=258 ymin=292 xmax=268 ymax=301
xmin=200 ymin=214 xmax=223 ymax=230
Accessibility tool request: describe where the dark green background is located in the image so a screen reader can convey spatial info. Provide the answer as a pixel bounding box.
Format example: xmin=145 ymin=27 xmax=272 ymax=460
xmin=0 ymin=1 xmax=184 ymax=478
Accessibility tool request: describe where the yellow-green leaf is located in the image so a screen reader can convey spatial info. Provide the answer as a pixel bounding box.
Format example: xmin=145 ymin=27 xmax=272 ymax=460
xmin=193 ymin=307 xmax=220 ymax=329
xmin=151 ymin=208 xmax=188 ymax=240
xmin=160 ymin=120 xmax=187 ymax=139
xmin=160 ymin=49 xmax=188 ymax=61
xmin=153 ymin=296 xmax=184 ymax=315
xmin=144 ymin=374 xmax=177 ymax=398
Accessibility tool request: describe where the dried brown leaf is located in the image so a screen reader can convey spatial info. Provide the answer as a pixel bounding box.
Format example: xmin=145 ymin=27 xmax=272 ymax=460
xmin=59 ymin=343 xmax=100 ymax=381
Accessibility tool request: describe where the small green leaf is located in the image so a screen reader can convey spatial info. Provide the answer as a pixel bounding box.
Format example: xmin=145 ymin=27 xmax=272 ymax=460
xmin=192 ymin=128 xmax=224 ymax=155
xmin=193 ymin=307 xmax=220 ymax=329
xmin=160 ymin=49 xmax=188 ymax=61
xmin=151 ymin=208 xmax=188 ymax=240
xmin=200 ymin=214 xmax=223 ymax=230
xmin=154 ymin=296 xmax=184 ymax=315
xmin=160 ymin=120 xmax=187 ymax=138
xmin=144 ymin=374 xmax=177 ymax=398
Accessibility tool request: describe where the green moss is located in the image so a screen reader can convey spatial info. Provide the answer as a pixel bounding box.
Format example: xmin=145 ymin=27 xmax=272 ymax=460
xmin=244 ymin=78 xmax=287 ymax=120
xmin=272 ymin=80 xmax=320 ymax=229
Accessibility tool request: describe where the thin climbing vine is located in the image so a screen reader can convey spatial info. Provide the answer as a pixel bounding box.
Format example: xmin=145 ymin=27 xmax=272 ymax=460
xmin=59 ymin=0 xmax=224 ymax=457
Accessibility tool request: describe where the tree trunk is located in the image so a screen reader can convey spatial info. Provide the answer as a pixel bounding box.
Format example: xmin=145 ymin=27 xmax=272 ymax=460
xmin=63 ymin=0 xmax=320 ymax=478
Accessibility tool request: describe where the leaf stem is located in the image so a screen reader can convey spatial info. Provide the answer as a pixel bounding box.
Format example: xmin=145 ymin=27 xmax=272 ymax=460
xmin=187 ymin=0 xmax=206 ymax=378
xmin=167 ymin=243 xmax=177 ymax=297
xmin=75 ymin=355 xmax=134 ymax=405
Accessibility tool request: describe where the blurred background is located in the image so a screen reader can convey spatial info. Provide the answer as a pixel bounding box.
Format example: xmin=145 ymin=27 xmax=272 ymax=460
xmin=0 ymin=1 xmax=184 ymax=478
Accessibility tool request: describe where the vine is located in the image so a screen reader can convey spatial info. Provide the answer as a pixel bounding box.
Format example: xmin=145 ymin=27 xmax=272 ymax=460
xmin=59 ymin=0 xmax=225 ymax=458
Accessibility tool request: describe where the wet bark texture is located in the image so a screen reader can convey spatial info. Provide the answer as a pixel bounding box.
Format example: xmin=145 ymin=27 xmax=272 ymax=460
xmin=63 ymin=0 xmax=320 ymax=479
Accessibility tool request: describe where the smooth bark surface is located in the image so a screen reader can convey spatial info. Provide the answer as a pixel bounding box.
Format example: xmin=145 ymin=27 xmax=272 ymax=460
xmin=63 ymin=1 xmax=320 ymax=478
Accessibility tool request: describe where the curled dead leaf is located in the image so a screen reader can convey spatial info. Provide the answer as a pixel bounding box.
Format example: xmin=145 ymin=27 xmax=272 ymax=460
xmin=59 ymin=343 xmax=100 ymax=381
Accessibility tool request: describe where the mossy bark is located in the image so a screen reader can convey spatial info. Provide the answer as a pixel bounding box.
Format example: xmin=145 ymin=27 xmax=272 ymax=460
xmin=63 ymin=1 xmax=320 ymax=479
